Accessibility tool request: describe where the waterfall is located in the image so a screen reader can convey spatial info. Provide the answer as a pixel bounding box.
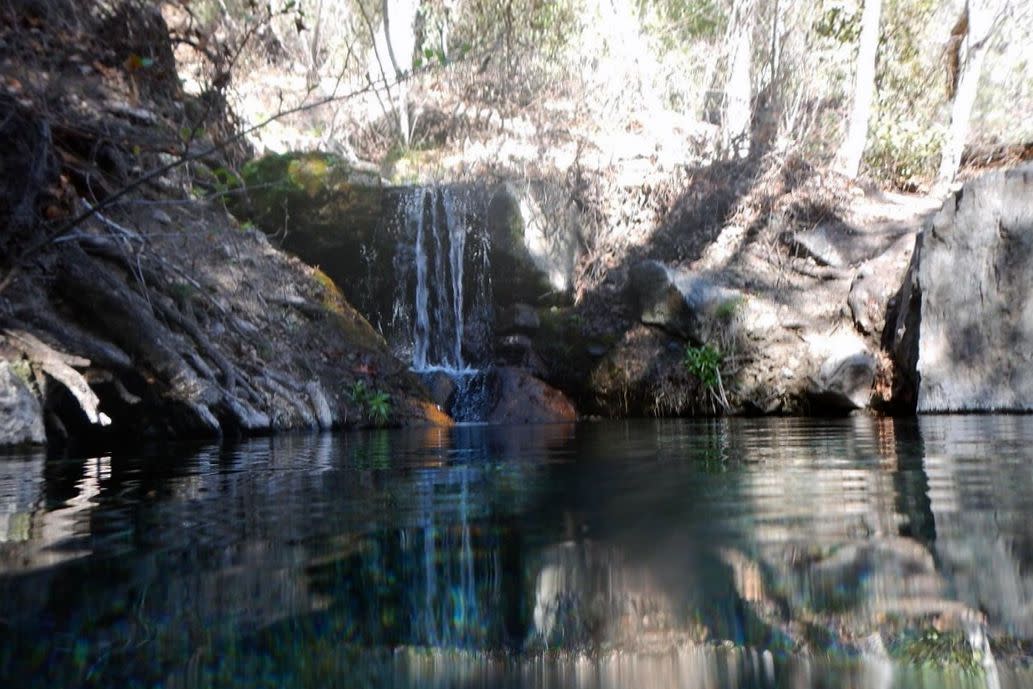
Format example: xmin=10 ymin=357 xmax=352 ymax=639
xmin=404 ymin=187 xmax=486 ymax=372
xmin=397 ymin=186 xmax=494 ymax=421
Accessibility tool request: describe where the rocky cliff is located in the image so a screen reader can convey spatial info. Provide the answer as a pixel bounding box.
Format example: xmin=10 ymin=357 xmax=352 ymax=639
xmin=891 ymin=165 xmax=1033 ymax=412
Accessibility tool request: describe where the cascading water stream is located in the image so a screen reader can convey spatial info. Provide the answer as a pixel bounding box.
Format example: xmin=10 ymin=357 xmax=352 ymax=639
xmin=400 ymin=186 xmax=493 ymax=420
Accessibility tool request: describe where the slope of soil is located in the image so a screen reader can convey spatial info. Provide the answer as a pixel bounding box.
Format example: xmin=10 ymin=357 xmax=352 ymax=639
xmin=0 ymin=3 xmax=443 ymax=448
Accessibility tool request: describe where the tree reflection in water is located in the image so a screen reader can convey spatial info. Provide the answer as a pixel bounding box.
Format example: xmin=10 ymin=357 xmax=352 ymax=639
xmin=1 ymin=418 xmax=1033 ymax=688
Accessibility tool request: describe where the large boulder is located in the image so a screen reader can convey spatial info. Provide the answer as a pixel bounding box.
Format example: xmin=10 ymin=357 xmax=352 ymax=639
xmin=805 ymin=333 xmax=876 ymax=412
xmin=0 ymin=361 xmax=46 ymax=446
xmin=628 ymin=260 xmax=743 ymax=343
xmin=486 ymin=367 xmax=577 ymax=424
xmin=891 ymin=166 xmax=1033 ymax=412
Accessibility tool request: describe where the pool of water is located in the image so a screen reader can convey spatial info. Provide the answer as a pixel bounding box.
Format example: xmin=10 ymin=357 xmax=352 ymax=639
xmin=2 ymin=417 xmax=1033 ymax=688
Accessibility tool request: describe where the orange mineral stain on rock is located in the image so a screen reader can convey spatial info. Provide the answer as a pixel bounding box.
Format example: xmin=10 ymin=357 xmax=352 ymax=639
xmin=418 ymin=401 xmax=455 ymax=428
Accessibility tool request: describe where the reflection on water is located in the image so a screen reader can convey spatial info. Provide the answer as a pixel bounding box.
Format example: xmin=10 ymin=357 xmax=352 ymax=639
xmin=2 ymin=418 xmax=1033 ymax=688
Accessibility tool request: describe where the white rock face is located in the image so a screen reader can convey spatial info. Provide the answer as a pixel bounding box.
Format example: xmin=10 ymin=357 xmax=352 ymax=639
xmin=805 ymin=332 xmax=876 ymax=411
xmin=910 ymin=165 xmax=1033 ymax=411
xmin=0 ymin=362 xmax=45 ymax=446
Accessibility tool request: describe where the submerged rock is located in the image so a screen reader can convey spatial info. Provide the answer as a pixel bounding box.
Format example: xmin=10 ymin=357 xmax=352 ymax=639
xmin=0 ymin=362 xmax=46 ymax=446
xmin=892 ymin=165 xmax=1033 ymax=412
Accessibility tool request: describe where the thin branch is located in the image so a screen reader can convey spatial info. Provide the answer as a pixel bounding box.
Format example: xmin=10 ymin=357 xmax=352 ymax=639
xmin=0 ymin=73 xmax=414 ymax=295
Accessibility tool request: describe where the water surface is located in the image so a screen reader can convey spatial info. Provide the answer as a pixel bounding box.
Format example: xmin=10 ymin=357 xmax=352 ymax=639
xmin=2 ymin=417 xmax=1033 ymax=688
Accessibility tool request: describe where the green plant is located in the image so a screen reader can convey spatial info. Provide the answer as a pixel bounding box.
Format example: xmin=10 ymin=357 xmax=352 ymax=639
xmin=348 ymin=379 xmax=368 ymax=404
xmin=348 ymin=380 xmax=392 ymax=427
xmin=366 ymin=390 xmax=391 ymax=427
xmin=889 ymin=628 xmax=984 ymax=671
xmin=683 ymin=344 xmax=722 ymax=389
xmin=714 ymin=296 xmax=744 ymax=321
xmin=683 ymin=344 xmax=730 ymax=412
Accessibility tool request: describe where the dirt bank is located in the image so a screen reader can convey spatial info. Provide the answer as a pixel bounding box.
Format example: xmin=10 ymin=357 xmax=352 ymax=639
xmin=0 ymin=2 xmax=445 ymax=448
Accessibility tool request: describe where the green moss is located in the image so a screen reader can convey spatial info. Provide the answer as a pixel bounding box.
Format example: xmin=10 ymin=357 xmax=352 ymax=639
xmin=381 ymin=143 xmax=443 ymax=184
xmin=235 ymin=152 xmax=383 ymax=235
xmin=9 ymin=358 xmax=34 ymax=387
xmin=714 ymin=295 xmax=744 ymax=321
xmin=312 ymin=267 xmax=345 ymax=315
xmin=286 ymin=156 xmax=331 ymax=196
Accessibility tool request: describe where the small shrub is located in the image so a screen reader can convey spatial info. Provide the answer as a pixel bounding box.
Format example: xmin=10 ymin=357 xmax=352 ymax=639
xmin=366 ymin=390 xmax=391 ymax=427
xmin=866 ymin=116 xmax=945 ymax=190
xmin=683 ymin=343 xmax=730 ymax=412
xmin=683 ymin=344 xmax=722 ymax=390
xmin=348 ymin=380 xmax=392 ymax=427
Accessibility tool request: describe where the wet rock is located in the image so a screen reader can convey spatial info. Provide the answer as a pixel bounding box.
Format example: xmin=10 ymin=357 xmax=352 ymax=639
xmin=486 ymin=367 xmax=576 ymax=424
xmin=0 ymin=362 xmax=46 ymax=446
xmin=628 ymin=260 xmax=742 ymax=343
xmin=496 ymin=333 xmax=535 ymax=365
xmin=891 ymin=165 xmax=1033 ymax=411
xmin=222 ymin=397 xmax=271 ymax=432
xmin=237 ymin=160 xmax=567 ymax=359
xmin=422 ymin=370 xmax=457 ymax=411
xmin=305 ymin=382 xmax=335 ymax=430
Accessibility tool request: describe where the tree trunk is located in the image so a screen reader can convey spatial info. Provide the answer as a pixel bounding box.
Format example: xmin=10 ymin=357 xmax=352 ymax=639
xmin=835 ymin=0 xmax=882 ymax=179
xmin=374 ymin=0 xmax=421 ymax=147
xmin=722 ymin=0 xmax=756 ymax=159
xmin=938 ymin=0 xmax=996 ymax=183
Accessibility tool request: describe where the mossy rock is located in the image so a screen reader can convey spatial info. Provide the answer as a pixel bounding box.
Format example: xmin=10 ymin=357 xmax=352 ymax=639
xmin=236 ymin=152 xmax=386 ymax=247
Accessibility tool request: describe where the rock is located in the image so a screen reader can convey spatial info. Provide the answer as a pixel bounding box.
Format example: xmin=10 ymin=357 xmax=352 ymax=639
xmin=413 ymin=400 xmax=455 ymax=427
xmin=0 ymin=362 xmax=46 ymax=446
xmin=496 ymin=333 xmax=535 ymax=364
xmin=805 ymin=333 xmax=875 ymax=411
xmin=812 ymin=353 xmax=876 ymax=412
xmin=222 ymin=396 xmax=271 ymax=432
xmin=892 ymin=166 xmax=1033 ymax=412
xmin=106 ymin=101 xmax=159 ymax=125
xmin=785 ymin=222 xmax=911 ymax=269
xmin=236 ymin=160 xmax=568 ymax=363
xmin=486 ymin=367 xmax=576 ymax=424
xmin=151 ymin=209 xmax=172 ymax=225
xmin=421 ymin=370 xmax=457 ymax=410
xmin=486 ymin=183 xmax=579 ymax=299
xmin=628 ymin=260 xmax=742 ymax=343
xmin=848 ymin=234 xmax=917 ymax=336
xmin=305 ymin=381 xmax=335 ymax=430
xmin=497 ymin=303 xmax=540 ymax=334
